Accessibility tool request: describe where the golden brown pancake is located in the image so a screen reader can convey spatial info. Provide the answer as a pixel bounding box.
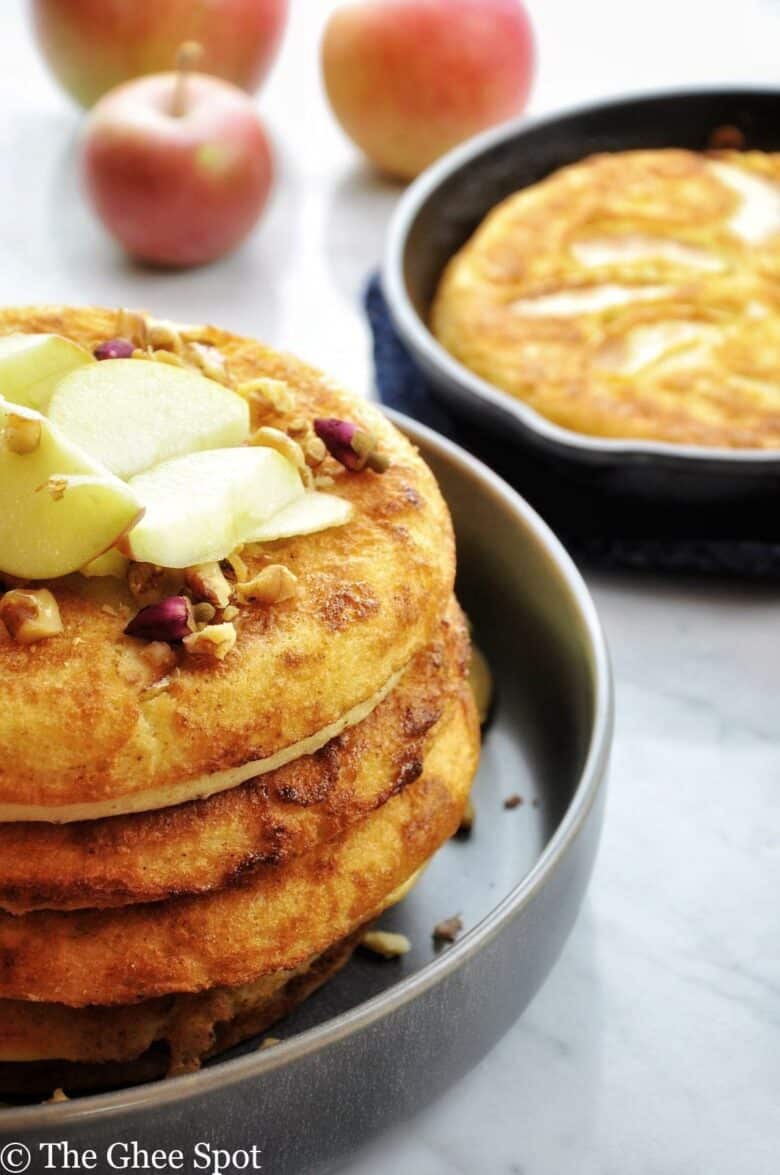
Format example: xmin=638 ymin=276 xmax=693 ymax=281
xmin=432 ymin=149 xmax=780 ymax=448
xmin=0 ymin=306 xmax=455 ymax=817
xmin=0 ymin=682 xmax=478 ymax=1007
xmin=0 ymin=929 xmax=365 ymax=1095
xmin=0 ymin=603 xmax=469 ymax=913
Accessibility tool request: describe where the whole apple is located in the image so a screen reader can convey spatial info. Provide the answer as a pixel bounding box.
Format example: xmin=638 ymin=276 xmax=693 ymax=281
xmin=322 ymin=0 xmax=535 ymax=180
xmin=82 ymin=70 xmax=273 ymax=267
xmin=32 ymin=0 xmax=288 ymax=108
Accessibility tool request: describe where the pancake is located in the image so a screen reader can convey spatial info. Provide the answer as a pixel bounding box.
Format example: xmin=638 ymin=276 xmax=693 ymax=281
xmin=0 ymin=681 xmax=478 ymax=1006
xmin=0 ymin=602 xmax=469 ymax=913
xmin=432 ymin=149 xmax=780 ymax=448
xmin=0 ymin=929 xmax=365 ymax=1096
xmin=0 ymin=306 xmax=455 ymax=818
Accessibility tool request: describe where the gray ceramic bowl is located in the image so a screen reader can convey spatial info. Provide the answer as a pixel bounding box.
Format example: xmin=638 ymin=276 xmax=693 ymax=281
xmin=384 ymin=88 xmax=780 ymax=504
xmin=0 ymin=416 xmax=612 ymax=1174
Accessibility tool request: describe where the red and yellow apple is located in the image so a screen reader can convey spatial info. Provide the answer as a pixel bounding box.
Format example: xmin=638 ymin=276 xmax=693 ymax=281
xmin=32 ymin=0 xmax=288 ymax=108
xmin=322 ymin=0 xmax=535 ymax=181
xmin=81 ymin=70 xmax=273 ymax=267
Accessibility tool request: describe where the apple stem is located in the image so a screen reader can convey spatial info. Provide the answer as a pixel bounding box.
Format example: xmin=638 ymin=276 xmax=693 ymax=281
xmin=171 ymin=41 xmax=204 ymax=117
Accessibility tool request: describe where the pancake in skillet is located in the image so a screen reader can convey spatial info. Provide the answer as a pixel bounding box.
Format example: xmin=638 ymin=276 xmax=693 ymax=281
xmin=432 ymin=149 xmax=780 ymax=448
xmin=0 ymin=307 xmax=455 ymax=820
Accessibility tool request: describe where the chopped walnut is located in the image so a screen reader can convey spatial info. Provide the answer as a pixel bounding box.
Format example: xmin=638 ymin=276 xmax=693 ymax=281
xmin=250 ymin=426 xmax=312 ymax=487
xmin=224 ymin=549 xmax=249 ymax=583
xmin=128 ymin=563 xmax=185 ymax=607
xmin=258 ymin=1037 xmax=281 ymax=1051
xmin=152 ymin=348 xmax=186 ymax=368
xmin=185 ymin=562 xmax=232 ymax=608
xmin=303 ymin=435 xmax=327 ymax=468
xmin=117 ymin=308 xmax=149 ymax=349
xmin=360 ymin=929 xmax=411 ymax=959
xmin=0 ymin=588 xmax=63 ymax=644
xmin=238 ymin=376 xmax=295 ymax=417
xmin=3 ymin=412 xmax=41 ymax=455
xmin=432 ymin=915 xmax=463 ymax=943
xmin=183 ymin=621 xmax=236 ymax=661
xmin=184 ymin=341 xmax=230 ymax=385
xmin=314 ymin=473 xmax=336 ymax=489
xmin=235 ymin=564 xmax=298 ymax=605
xmin=222 ymin=604 xmax=239 ymax=621
xmin=147 ymin=319 xmax=184 ymax=354
xmin=46 ymin=1088 xmax=69 ymax=1104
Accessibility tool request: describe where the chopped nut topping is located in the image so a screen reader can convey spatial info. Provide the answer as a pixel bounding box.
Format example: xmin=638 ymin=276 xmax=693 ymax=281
xmin=117 ymin=308 xmax=149 ymax=349
xmin=433 ymin=915 xmax=463 ymax=944
xmin=360 ymin=929 xmax=411 ymax=959
xmin=3 ymin=412 xmax=41 ymax=455
xmin=0 ymin=588 xmax=63 ymax=644
xmin=249 ymin=426 xmax=312 ymax=487
xmin=314 ymin=473 xmax=336 ymax=489
xmin=192 ymin=601 xmax=216 ymax=627
xmin=504 ymin=793 xmax=523 ymax=810
xmin=314 ymin=418 xmax=389 ymax=473
xmin=224 ymin=550 xmax=249 ymax=583
xmin=238 ymin=376 xmax=295 ymax=416
xmin=185 ymin=341 xmax=230 ymax=385
xmin=94 ymin=337 xmax=135 ymax=361
xmin=147 ymin=319 xmax=184 ymax=354
xmin=47 ymin=1088 xmax=69 ymax=1104
xmin=185 ymin=562 xmax=232 ymax=609
xmin=125 ymin=596 xmax=194 ymax=643
xmin=152 ymin=348 xmax=186 ymax=367
xmin=222 ymin=604 xmax=239 ymax=621
xmin=128 ymin=563 xmax=185 ymax=607
xmin=183 ymin=621 xmax=237 ymax=661
xmin=235 ymin=564 xmax=298 ymax=605
xmin=303 ymin=435 xmax=327 ymax=467
xmin=258 ymin=1036 xmax=281 ymax=1051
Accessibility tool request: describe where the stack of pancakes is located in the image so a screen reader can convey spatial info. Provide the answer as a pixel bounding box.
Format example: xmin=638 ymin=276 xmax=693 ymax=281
xmin=433 ymin=148 xmax=780 ymax=448
xmin=0 ymin=307 xmax=479 ymax=1097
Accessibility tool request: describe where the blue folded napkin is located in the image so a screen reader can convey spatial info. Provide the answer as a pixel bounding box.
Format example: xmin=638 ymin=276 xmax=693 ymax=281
xmin=365 ymin=275 xmax=780 ymax=579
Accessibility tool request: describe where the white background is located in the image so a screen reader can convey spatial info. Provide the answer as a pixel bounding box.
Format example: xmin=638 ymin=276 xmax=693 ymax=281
xmin=0 ymin=2 xmax=778 ymax=1173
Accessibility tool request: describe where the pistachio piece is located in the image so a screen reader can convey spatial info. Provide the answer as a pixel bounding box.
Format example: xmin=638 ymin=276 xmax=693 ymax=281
xmin=0 ymin=588 xmax=63 ymax=644
xmin=235 ymin=564 xmax=298 ymax=605
xmin=313 ymin=418 xmax=389 ymax=473
xmin=3 ymin=412 xmax=42 ymax=455
xmin=183 ymin=621 xmax=236 ymax=661
xmin=94 ymin=338 xmax=135 ymax=361
xmin=124 ymin=596 xmax=194 ymax=643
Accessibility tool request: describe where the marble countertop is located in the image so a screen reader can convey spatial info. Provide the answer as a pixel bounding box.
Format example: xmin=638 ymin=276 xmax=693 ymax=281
xmin=0 ymin=2 xmax=777 ymax=1172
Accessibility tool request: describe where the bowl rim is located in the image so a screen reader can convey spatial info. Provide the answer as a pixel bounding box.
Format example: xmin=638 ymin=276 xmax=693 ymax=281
xmin=383 ymin=84 xmax=780 ymax=471
xmin=2 ymin=414 xmax=613 ymax=1132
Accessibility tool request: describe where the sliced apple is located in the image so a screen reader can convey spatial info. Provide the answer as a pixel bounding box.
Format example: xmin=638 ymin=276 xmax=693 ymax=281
xmin=247 ymin=492 xmax=354 ymax=543
xmin=80 ymin=548 xmax=129 ymax=578
xmin=48 ymin=359 xmax=250 ymax=479
xmin=124 ymin=447 xmax=304 ymax=567
xmin=0 ymin=333 xmax=94 ymax=412
xmin=0 ymin=400 xmax=142 ymax=580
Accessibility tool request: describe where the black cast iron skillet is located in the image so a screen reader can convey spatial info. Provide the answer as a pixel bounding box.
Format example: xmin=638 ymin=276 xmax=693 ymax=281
xmin=384 ymin=89 xmax=780 ymax=519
